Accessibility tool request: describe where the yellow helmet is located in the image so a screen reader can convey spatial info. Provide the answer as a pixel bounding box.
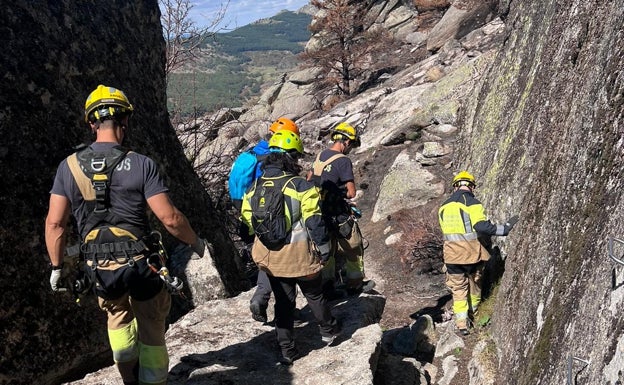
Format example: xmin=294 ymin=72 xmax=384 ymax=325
xmin=269 ymin=129 xmax=303 ymax=154
xmin=332 ymin=122 xmax=360 ymax=147
xmin=269 ymin=117 xmax=300 ymax=135
xmin=84 ymin=84 xmax=134 ymax=123
xmin=452 ymin=171 xmax=476 ymax=187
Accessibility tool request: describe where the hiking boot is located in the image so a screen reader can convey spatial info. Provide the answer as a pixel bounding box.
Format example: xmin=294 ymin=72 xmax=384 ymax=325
xmin=362 ymin=280 xmax=376 ymax=293
xmin=250 ymin=301 xmax=268 ymax=323
xmin=320 ymin=319 xmax=342 ymax=345
xmin=277 ymin=349 xmax=300 ymax=366
xmin=346 ymin=280 xmax=376 ymax=296
xmin=321 ymin=334 xmax=338 ymax=345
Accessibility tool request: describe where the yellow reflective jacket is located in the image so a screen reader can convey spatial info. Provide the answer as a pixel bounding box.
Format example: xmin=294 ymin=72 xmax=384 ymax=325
xmin=241 ymin=167 xmax=328 ymax=278
xmin=438 ymin=189 xmax=505 ymax=265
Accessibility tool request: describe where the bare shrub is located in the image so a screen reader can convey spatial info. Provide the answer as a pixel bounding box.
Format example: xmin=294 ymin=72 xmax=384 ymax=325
xmin=393 ymin=207 xmax=444 ymax=274
xmin=160 ymin=0 xmax=229 ymax=77
xmin=322 ymin=94 xmax=346 ymax=111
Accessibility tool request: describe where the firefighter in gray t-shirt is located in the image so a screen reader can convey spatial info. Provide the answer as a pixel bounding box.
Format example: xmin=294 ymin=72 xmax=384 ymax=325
xmin=45 ymin=84 xmax=209 ymax=385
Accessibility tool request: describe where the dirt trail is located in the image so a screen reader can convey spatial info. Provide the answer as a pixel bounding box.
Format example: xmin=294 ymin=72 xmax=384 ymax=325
xmin=351 ymin=144 xmax=479 ymax=384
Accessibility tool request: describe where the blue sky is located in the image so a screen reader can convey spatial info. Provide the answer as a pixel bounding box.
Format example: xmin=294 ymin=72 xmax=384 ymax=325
xmin=189 ymin=0 xmax=311 ymax=30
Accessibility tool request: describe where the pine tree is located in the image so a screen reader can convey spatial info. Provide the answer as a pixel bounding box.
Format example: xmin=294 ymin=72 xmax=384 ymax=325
xmin=300 ymin=0 xmax=396 ymax=97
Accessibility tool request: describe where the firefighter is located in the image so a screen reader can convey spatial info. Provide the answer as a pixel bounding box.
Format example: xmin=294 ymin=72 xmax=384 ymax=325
xmin=308 ymin=122 xmax=374 ymax=297
xmin=438 ymin=171 xmax=518 ymax=335
xmin=45 ymin=84 xmax=209 ymax=384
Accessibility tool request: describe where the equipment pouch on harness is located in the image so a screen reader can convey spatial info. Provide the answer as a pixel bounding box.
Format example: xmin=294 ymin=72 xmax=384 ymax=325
xmin=336 ymin=213 xmax=354 ymax=238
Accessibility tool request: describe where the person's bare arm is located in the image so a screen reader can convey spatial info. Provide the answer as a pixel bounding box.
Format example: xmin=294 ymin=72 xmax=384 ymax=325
xmin=147 ymin=192 xmax=198 ymax=245
xmin=344 ymin=181 xmax=356 ymax=199
xmin=45 ymin=194 xmax=71 ymax=267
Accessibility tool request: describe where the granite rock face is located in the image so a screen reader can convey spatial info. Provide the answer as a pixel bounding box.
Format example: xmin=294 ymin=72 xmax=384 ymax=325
xmin=457 ymin=0 xmax=624 ymax=383
xmin=0 ymin=2 xmax=243 ymax=384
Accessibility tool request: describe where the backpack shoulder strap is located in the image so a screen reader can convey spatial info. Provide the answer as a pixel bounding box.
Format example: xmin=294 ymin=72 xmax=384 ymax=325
xmin=279 ymin=175 xmax=299 ymax=194
xmin=313 ymin=153 xmax=346 ymax=176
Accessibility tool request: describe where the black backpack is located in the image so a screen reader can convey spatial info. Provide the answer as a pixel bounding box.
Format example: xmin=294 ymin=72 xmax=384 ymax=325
xmin=248 ymin=175 xmax=295 ymax=250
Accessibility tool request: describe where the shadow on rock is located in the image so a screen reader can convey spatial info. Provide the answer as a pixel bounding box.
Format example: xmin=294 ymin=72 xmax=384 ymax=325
xmin=409 ymin=293 xmax=452 ymax=323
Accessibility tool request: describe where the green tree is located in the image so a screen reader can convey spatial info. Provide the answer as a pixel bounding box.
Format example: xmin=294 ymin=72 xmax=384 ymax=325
xmin=300 ymin=0 xmax=397 ymax=96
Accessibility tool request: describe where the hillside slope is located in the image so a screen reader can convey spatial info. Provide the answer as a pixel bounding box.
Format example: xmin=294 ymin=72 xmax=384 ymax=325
xmin=168 ymin=10 xmax=312 ymax=115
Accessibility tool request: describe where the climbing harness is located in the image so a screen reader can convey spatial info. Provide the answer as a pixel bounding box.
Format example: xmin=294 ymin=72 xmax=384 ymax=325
xmin=66 ymin=145 xmax=184 ymax=296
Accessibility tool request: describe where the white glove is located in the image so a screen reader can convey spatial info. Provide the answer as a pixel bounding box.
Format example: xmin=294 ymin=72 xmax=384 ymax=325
xmin=50 ymin=269 xmax=62 ymax=292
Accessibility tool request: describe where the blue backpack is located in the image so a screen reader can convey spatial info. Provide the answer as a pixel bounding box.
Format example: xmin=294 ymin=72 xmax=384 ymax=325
xmin=228 ymin=140 xmax=271 ymax=201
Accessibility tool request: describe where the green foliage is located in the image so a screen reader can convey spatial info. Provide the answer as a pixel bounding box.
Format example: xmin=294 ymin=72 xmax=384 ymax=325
xmin=476 ymin=280 xmax=499 ymax=329
xmin=211 ymin=12 xmax=311 ymax=55
xmin=167 ymin=11 xmax=311 ymax=117
xmin=168 ymin=69 xmax=260 ymax=116
xmin=476 ymin=314 xmax=491 ymax=327
xmin=405 ymin=131 xmax=422 ymax=141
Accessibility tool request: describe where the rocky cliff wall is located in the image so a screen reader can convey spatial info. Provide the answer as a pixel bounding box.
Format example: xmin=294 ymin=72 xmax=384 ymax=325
xmin=0 ymin=2 xmax=242 ymax=384
xmin=457 ymin=0 xmax=624 ymax=383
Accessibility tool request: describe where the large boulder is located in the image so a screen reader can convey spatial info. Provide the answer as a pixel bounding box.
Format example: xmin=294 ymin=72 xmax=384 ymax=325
xmin=426 ymin=0 xmax=498 ymax=51
xmin=456 ymin=0 xmax=624 ymax=383
xmin=0 ymin=2 xmax=243 ymax=384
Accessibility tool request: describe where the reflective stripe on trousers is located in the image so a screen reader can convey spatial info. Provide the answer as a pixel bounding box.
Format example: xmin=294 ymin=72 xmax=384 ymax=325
xmin=445 ymin=266 xmax=483 ymax=329
xmin=139 ymin=342 xmax=169 ymax=384
xmin=98 ymin=287 xmax=171 ymax=384
xmin=322 ymin=224 xmax=364 ymax=285
xmin=108 ymin=319 xmax=139 ymax=363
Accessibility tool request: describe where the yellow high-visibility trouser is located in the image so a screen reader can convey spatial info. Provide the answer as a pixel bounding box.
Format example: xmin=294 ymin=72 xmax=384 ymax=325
xmin=445 ymin=264 xmax=483 ymax=329
xmin=98 ymin=287 xmax=171 ymax=384
xmin=322 ymin=220 xmax=365 ymax=289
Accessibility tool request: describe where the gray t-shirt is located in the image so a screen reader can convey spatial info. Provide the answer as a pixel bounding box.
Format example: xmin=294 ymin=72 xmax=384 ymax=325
xmin=50 ymin=142 xmax=168 ymax=234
